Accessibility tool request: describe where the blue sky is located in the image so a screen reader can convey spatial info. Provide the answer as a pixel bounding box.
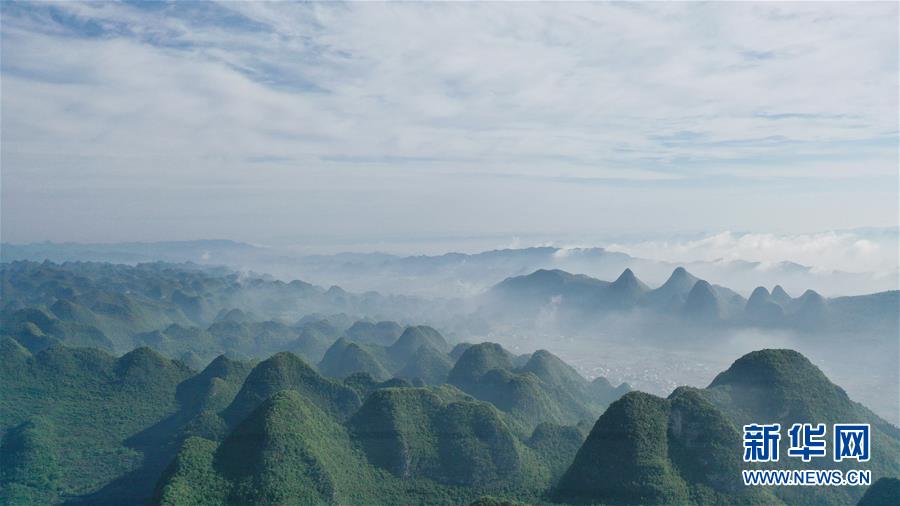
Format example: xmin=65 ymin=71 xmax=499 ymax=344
xmin=1 ymin=1 xmax=897 ymax=248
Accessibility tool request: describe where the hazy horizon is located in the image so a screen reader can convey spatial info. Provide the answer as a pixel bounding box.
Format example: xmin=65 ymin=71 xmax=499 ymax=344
xmin=4 ymin=226 xmax=898 ymax=298
xmin=5 ymin=226 xmax=897 ymax=275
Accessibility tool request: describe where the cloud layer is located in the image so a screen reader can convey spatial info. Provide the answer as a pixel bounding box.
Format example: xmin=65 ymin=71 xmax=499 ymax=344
xmin=1 ymin=2 xmax=897 ymax=244
xmin=606 ymin=228 xmax=899 ymax=276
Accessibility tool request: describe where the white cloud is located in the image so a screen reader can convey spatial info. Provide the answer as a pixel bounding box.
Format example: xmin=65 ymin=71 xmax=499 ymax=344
xmin=606 ymin=229 xmax=899 ymax=275
xmin=0 ymin=2 xmax=897 ymax=243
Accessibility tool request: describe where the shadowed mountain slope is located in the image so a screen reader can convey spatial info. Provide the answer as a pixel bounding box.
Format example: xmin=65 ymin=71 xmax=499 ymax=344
xmin=553 ymin=388 xmax=777 ymax=505
xmin=554 ymin=349 xmax=900 ymax=505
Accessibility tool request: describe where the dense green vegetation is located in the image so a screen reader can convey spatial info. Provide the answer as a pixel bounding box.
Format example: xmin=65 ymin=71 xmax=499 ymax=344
xmin=446 ymin=343 xmax=628 ymax=432
xmin=2 ymin=261 xmax=897 ymax=505
xmin=316 ymin=324 xmax=460 ymax=388
xmin=857 ymin=477 xmax=900 ymax=506
xmin=157 ymin=372 xmax=552 ymax=505
xmin=553 ymin=349 xmax=900 ymax=505
xmin=319 ymin=338 xmax=393 ymax=381
xmin=526 ymin=422 xmax=588 ymax=483
xmin=0 ymin=260 xmax=430 ymax=365
xmin=396 ymin=344 xmax=454 ymax=385
xmin=347 ymin=386 xmax=548 ymax=487
xmin=3 ymin=339 xmax=898 ymax=505
xmin=702 ymin=349 xmax=900 ymax=505
xmin=222 ymin=352 xmax=362 ymax=426
xmin=0 ymin=417 xmax=61 ymax=505
xmin=553 ymin=389 xmax=777 ymax=505
xmin=0 ymin=341 xmax=193 ymax=503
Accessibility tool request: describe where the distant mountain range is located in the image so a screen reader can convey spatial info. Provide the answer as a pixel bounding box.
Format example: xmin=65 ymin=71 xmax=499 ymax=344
xmin=0 ymin=260 xmax=463 ymax=363
xmin=485 ymin=266 xmax=898 ymax=333
xmin=3 ymin=260 xmax=895 ymax=364
xmin=3 ymin=239 xmax=895 ymax=296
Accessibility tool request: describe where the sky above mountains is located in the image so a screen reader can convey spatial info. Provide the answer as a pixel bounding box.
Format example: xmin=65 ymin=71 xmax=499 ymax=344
xmin=1 ymin=1 xmax=898 ymax=245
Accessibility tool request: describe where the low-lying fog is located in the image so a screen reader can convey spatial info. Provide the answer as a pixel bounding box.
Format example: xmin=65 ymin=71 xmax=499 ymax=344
xmin=478 ymin=326 xmax=899 ymax=426
xmin=5 ymin=236 xmax=897 ymax=424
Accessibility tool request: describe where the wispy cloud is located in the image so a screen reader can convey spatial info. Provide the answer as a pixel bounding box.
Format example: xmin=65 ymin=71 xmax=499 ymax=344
xmin=1 ymin=1 xmax=897 ymax=243
xmin=606 ymin=229 xmax=900 ymax=276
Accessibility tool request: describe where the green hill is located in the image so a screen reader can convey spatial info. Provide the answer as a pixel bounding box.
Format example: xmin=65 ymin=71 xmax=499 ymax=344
xmin=521 ymin=349 xmax=627 ymax=415
xmin=447 ymin=343 xmax=515 ymax=391
xmin=387 ymin=325 xmax=451 ymax=363
xmin=0 ymin=261 xmax=441 ymax=359
xmin=345 ymin=320 xmax=404 ymax=346
xmin=217 ymin=390 xmax=370 ymax=504
xmin=347 ymin=386 xmax=548 ymax=487
xmin=449 ymin=344 xmax=559 ymax=430
xmin=448 ymin=344 xmax=620 ymax=431
xmin=318 ymin=337 xmax=392 ymax=381
xmin=554 ymin=389 xmax=776 ymax=505
xmin=858 ymin=477 xmax=900 ymax=506
xmin=520 ymin=350 xmax=587 ymax=396
xmin=158 ymin=385 xmax=548 ymax=505
xmin=157 ymin=390 xmax=373 ymax=505
xmin=152 ymin=436 xmax=228 ymax=506
xmin=553 ymin=349 xmax=900 ymax=505
xmin=286 ymin=325 xmax=334 ymax=363
xmin=168 ymin=354 xmax=256 ymax=441
xmin=1 ymin=307 xmax=115 ymax=353
xmin=0 ymin=342 xmax=193 ymax=504
xmin=526 ymin=422 xmax=587 ymax=483
xmin=135 ymin=324 xmax=221 ymax=369
xmin=396 ymin=344 xmax=454 ymax=385
xmin=703 ymin=349 xmax=900 ymax=505
xmin=222 ymin=351 xmax=362 ymax=426
xmin=315 ymin=326 xmax=455 ymax=384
